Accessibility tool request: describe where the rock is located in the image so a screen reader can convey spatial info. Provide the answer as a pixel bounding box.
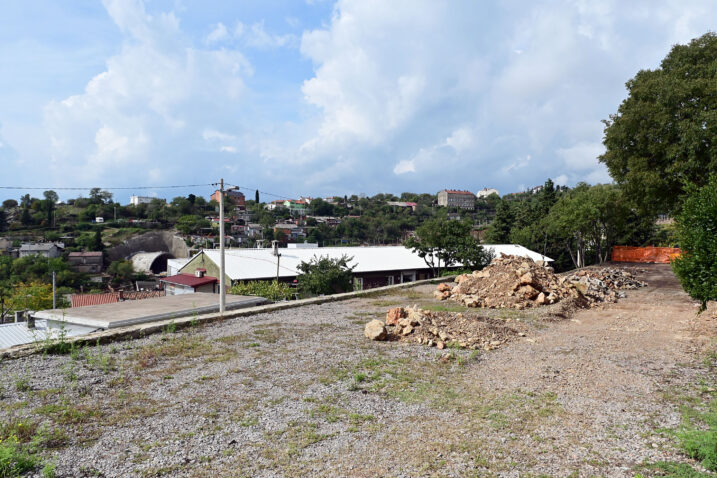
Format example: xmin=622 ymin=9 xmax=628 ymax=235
xmin=536 ymin=292 xmax=546 ymax=305
xmin=386 ymin=307 xmax=406 ymax=325
xmin=401 ymin=325 xmax=414 ymax=336
xmin=437 ymin=283 xmax=452 ymax=292
xmin=436 ymin=341 xmax=445 ymax=349
xmin=364 ymin=320 xmax=387 ymax=341
xmin=434 ymin=290 xmax=447 ymax=300
xmin=519 ymin=272 xmax=534 ymax=285
xmin=407 ymin=307 xmax=424 ymax=324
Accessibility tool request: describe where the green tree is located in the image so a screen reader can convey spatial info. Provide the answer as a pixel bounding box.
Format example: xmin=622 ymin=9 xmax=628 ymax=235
xmin=92 ymin=230 xmax=104 ymax=251
xmin=2 ymin=199 xmax=18 ymax=209
xmin=671 ymin=175 xmax=717 ymax=310
xmin=484 ymin=201 xmax=514 ymax=243
xmin=600 ymin=32 xmax=717 ymax=216
xmin=108 ymin=260 xmax=134 ymax=283
xmin=255 ymin=190 xmax=260 ymax=204
xmin=20 ymin=207 xmax=32 ymax=226
xmin=404 ymin=218 xmax=489 ymax=276
xmin=297 ymin=255 xmax=355 ymax=296
xmin=0 ymin=209 xmax=6 ymax=232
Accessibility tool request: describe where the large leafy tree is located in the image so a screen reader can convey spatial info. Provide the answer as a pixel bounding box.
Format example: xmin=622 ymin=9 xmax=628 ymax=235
xmin=405 ymin=218 xmax=490 ymax=275
xmin=600 ymin=32 xmax=717 ymax=216
xmin=671 ymin=175 xmax=717 ymax=310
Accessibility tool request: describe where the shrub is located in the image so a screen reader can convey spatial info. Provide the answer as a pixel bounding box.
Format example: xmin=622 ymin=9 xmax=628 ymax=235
xmin=230 ymin=280 xmax=294 ymax=302
xmin=297 ymin=255 xmax=355 ymax=296
xmin=672 ymin=175 xmax=717 ymax=310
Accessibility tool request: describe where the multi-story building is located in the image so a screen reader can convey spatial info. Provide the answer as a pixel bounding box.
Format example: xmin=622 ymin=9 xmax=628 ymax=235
xmin=437 ymin=190 xmax=476 ymax=210
xmin=210 ymin=190 xmax=246 ymax=210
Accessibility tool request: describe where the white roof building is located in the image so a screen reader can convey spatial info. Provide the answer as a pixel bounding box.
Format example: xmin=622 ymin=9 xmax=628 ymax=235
xmin=0 ymin=320 xmax=98 ymax=350
xmin=181 ymin=244 xmax=552 ymax=282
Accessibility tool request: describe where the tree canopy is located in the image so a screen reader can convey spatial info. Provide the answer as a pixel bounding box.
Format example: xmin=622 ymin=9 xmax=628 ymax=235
xmin=671 ymin=175 xmax=717 ymax=310
xmin=600 ymin=32 xmax=717 ymax=216
xmin=405 ymin=218 xmax=490 ymax=275
xmin=297 ymin=254 xmax=355 ymax=295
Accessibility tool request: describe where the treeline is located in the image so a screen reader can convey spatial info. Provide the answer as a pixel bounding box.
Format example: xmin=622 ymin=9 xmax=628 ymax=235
xmin=484 ymin=179 xmax=666 ymax=271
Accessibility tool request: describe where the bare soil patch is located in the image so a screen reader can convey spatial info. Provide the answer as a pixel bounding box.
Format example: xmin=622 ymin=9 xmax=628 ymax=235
xmin=0 ymin=263 xmax=714 ymax=477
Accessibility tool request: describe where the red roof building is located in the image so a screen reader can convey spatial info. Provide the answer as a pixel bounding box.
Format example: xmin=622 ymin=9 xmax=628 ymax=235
xmin=160 ymin=272 xmax=218 ymax=295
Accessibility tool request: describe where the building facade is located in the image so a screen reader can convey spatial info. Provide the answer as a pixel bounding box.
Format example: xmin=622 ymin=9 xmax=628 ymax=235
xmin=437 ymin=190 xmax=476 ymax=210
xmin=129 ymin=195 xmax=154 ymax=206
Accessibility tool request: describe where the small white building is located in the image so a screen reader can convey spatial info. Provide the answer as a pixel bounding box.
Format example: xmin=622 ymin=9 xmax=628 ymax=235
xmin=476 ymin=188 xmax=499 ymax=199
xmin=129 ymin=195 xmax=154 ymax=206
xmin=160 ymin=270 xmax=218 ymax=295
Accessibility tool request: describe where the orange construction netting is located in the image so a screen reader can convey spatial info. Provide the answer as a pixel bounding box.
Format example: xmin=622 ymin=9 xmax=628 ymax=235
xmin=611 ymin=246 xmax=681 ymax=264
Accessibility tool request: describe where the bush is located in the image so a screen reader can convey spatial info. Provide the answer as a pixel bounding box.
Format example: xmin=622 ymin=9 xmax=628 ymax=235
xmin=672 ymin=175 xmax=717 ymax=310
xmin=230 ymin=281 xmax=294 ymax=302
xmin=297 ymin=255 xmax=355 ymax=296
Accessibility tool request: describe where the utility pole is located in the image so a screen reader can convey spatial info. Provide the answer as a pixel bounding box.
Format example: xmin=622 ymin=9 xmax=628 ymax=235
xmin=219 ymin=178 xmax=226 ymax=315
xmin=52 ymin=270 xmax=56 ymax=309
xmin=273 ymin=240 xmax=281 ymax=283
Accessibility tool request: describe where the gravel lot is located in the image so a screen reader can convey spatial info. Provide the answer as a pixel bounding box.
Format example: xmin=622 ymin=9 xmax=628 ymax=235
xmin=0 ymin=264 xmax=714 ymax=477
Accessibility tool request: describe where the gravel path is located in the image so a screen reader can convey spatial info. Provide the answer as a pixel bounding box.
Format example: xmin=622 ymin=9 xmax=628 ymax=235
xmin=0 ymin=264 xmax=712 ymax=477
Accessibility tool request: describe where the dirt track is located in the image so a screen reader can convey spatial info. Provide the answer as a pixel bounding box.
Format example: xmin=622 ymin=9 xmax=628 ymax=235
xmin=0 ymin=263 xmax=714 ymax=477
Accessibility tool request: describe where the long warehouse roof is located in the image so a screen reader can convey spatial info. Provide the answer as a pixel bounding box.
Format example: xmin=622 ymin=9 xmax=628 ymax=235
xmin=187 ymin=245 xmax=552 ymax=281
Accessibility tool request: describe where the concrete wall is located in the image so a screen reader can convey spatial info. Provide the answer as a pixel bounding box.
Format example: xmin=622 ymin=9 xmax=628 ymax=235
xmin=107 ymin=230 xmax=189 ymax=262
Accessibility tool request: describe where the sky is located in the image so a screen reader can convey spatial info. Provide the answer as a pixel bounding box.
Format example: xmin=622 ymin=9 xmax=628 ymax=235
xmin=0 ymin=0 xmax=715 ymax=204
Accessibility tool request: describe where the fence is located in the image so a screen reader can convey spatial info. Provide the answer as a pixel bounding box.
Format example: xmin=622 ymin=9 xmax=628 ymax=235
xmin=611 ymin=246 xmax=681 ymax=264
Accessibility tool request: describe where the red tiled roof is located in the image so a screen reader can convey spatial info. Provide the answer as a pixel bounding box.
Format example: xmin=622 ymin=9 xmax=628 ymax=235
xmin=160 ymin=274 xmax=218 ymax=288
xmin=443 ymin=190 xmax=475 ymax=195
xmin=71 ymin=293 xmax=120 ymax=307
xmin=68 ymin=251 xmax=103 ymax=257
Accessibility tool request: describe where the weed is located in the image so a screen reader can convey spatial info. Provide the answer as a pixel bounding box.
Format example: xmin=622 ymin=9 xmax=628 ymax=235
xmin=14 ymin=375 xmax=31 ymax=393
xmin=0 ymin=434 xmax=39 ymax=477
xmin=164 ymin=321 xmax=177 ymax=334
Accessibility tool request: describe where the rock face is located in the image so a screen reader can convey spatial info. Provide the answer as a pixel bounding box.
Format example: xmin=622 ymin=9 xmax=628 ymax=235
xmin=438 ymin=255 xmax=647 ymax=310
xmin=364 ymin=320 xmax=387 ymax=341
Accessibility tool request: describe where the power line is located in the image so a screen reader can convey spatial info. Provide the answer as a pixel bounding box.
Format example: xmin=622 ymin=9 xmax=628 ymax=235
xmin=0 ymin=183 xmax=214 ymax=191
xmin=0 ymin=182 xmax=297 ymax=201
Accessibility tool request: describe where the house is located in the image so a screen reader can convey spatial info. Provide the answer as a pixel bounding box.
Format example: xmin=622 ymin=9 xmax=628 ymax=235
xmin=129 ymin=195 xmax=154 ymax=206
xmin=266 ymin=199 xmax=287 ymax=211
xmin=0 ymin=238 xmax=12 ymax=256
xmin=210 ymin=189 xmax=246 ymax=210
xmin=160 ymin=270 xmax=218 ymax=295
xmin=387 ymin=201 xmax=418 ymax=211
xmin=284 ymin=200 xmax=308 ymax=216
xmin=68 ymin=251 xmax=104 ymax=274
xmin=178 ymin=244 xmax=552 ymax=291
xmin=437 ymin=190 xmax=476 ymax=210
xmin=476 ymin=188 xmax=499 ymax=199
xmin=19 ymin=242 xmax=64 ymax=258
xmin=274 ymin=224 xmax=307 ymax=242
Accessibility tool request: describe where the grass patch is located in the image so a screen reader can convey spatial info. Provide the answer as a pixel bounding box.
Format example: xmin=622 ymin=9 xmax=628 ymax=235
xmin=420 ymin=304 xmax=470 ymax=313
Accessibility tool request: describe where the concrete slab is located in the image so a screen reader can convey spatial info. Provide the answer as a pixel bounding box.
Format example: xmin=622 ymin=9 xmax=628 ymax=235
xmin=33 ymin=293 xmax=267 ymax=329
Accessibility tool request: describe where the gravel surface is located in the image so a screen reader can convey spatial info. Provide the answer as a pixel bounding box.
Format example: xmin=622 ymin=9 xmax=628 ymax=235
xmin=0 ymin=263 xmax=713 ymax=477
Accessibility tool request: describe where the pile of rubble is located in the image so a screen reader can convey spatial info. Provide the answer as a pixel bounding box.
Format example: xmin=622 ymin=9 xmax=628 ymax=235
xmin=562 ymin=268 xmax=646 ymax=304
xmin=434 ymin=255 xmax=647 ymax=310
xmin=364 ymin=306 xmax=522 ymax=350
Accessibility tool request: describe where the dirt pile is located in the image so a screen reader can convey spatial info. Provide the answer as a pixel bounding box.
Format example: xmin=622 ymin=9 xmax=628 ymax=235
xmin=435 ymin=255 xmax=647 ymax=310
xmin=365 ymin=306 xmax=522 ymax=350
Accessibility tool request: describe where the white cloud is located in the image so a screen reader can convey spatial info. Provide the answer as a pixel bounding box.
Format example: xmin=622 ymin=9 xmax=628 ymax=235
xmin=43 ymin=0 xmax=252 ymax=185
xmin=206 ymin=22 xmax=228 ymax=44
xmin=556 ymin=142 xmax=605 ymax=171
xmin=220 ymin=146 xmax=237 ymax=153
xmin=393 ymin=159 xmax=415 ymax=174
xmin=236 ymin=20 xmax=297 ymax=49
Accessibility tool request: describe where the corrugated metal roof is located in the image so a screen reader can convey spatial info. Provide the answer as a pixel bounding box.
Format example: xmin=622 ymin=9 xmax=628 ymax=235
xmin=188 ymin=245 xmax=552 ymax=281
xmin=0 ymin=320 xmax=98 ymax=350
xmin=160 ymin=274 xmax=217 ymax=287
